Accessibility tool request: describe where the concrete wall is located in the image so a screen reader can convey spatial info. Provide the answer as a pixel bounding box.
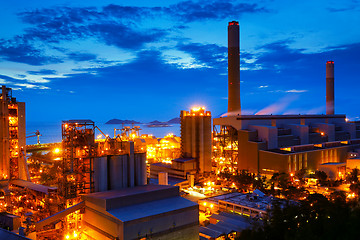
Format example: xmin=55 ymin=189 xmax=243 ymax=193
xmin=83 ymin=206 xmax=122 ymax=239
xmin=287 ymin=124 xmax=309 ymax=144
xmin=123 ymin=206 xmax=198 ymax=240
xmin=259 ymin=145 xmax=354 ymax=173
xmin=337 ymin=122 xmax=356 ymax=139
xmin=237 ymin=130 xmax=267 ymax=172
xmin=248 ymin=125 xmax=278 ymax=149
xmin=315 ymin=123 xmax=335 ymax=142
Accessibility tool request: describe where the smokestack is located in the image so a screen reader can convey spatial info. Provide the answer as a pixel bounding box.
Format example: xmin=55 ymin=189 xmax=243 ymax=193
xmin=326 ymin=61 xmax=334 ymax=115
xmin=228 ymin=21 xmax=241 ymax=114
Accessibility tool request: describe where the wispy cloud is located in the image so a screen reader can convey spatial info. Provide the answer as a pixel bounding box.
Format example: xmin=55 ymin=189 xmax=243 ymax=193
xmin=285 ymin=89 xmax=308 ymax=93
xmin=27 ymin=69 xmax=57 ymax=75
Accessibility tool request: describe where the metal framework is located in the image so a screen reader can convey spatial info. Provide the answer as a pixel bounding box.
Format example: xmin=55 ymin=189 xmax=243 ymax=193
xmin=61 ymin=120 xmax=95 ymax=201
xmin=213 ymin=125 xmax=239 ymax=170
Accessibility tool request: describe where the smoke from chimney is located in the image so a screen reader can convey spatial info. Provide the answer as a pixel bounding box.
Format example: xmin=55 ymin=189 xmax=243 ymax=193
xmin=228 ymin=21 xmax=241 ymax=115
xmin=326 ymin=61 xmax=334 ymax=115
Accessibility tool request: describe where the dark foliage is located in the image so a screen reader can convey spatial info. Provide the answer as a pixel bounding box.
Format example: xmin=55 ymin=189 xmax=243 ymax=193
xmin=236 ymin=193 xmax=360 ymax=240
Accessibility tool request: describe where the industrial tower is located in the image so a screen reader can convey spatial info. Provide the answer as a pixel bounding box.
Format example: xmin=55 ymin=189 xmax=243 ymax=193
xmin=61 ymin=120 xmax=95 ymax=202
xmin=180 ymin=107 xmax=212 ymax=174
xmin=0 ymin=85 xmax=28 ymax=180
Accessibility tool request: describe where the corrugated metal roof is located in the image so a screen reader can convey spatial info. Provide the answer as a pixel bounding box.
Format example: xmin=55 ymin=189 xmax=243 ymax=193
xmin=199 ymin=226 xmax=223 ymax=239
xmin=206 ymin=223 xmax=233 ymax=235
xmin=10 ymin=180 xmax=57 ymax=195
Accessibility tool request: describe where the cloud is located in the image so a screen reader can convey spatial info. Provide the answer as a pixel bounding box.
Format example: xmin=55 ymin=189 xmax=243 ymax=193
xmin=18 ymin=6 xmax=167 ymax=50
xmin=16 ymin=1 xmax=269 ymax=50
xmin=168 ymin=0 xmax=268 ymax=22
xmin=285 ymin=89 xmax=307 ymax=93
xmin=0 ymin=39 xmax=63 ymax=66
xmin=14 ymin=83 xmax=49 ymax=89
xmin=67 ymin=52 xmax=97 ymax=62
xmin=0 ymin=74 xmax=49 ymax=89
xmin=88 ymin=23 xmax=166 ymax=50
xmin=176 ymin=42 xmax=227 ymax=68
xmin=27 ymin=69 xmax=57 ymax=75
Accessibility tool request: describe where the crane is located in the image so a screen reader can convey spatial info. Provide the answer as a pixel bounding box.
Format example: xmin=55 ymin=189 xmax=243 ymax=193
xmin=26 ymin=130 xmax=41 ymax=144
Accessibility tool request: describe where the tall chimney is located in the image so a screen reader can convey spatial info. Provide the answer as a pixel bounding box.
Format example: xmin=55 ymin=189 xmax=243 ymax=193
xmin=326 ymin=61 xmax=334 ymax=115
xmin=228 ymin=21 xmax=241 ymax=114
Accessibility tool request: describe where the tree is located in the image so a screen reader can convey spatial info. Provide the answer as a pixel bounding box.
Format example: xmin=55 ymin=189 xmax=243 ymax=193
xmin=314 ymin=171 xmax=327 ymax=184
xmin=295 ymin=169 xmax=307 ymax=184
xmin=232 ymin=170 xmax=253 ymax=191
xmin=350 ymin=183 xmax=360 ymax=196
xmin=347 ymin=168 xmax=359 ymax=183
xmin=236 ymin=193 xmax=360 ymax=240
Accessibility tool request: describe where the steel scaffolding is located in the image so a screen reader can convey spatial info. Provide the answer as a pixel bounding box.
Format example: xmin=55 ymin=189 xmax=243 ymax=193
xmin=212 ymin=125 xmax=238 ymax=170
xmin=61 ymin=120 xmax=95 ymax=200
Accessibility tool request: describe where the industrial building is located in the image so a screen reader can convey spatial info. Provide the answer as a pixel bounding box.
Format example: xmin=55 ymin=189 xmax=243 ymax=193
xmin=150 ymin=107 xmax=212 ymax=181
xmin=199 ymin=190 xmax=272 ymax=219
xmin=0 ymin=86 xmax=28 ymax=180
xmin=213 ymin=21 xmax=360 ymax=175
xmin=82 ymin=185 xmax=199 ymax=240
xmin=94 ymin=141 xmax=147 ymax=192
xmin=181 ymin=107 xmax=212 ymax=174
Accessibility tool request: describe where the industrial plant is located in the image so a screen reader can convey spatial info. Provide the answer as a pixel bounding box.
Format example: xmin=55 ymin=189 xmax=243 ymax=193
xmin=0 ymin=20 xmax=359 ymax=240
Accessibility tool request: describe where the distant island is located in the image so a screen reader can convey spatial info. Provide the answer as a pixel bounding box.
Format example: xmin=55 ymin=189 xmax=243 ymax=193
xmin=167 ymin=117 xmax=180 ymax=124
xmin=105 ymin=117 xmax=180 ymax=126
xmin=105 ymin=119 xmax=141 ymax=124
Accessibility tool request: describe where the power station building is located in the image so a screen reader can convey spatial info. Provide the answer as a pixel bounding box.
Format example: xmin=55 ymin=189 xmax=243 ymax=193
xmin=150 ymin=107 xmax=212 ymax=180
xmin=0 ymin=86 xmax=28 ymax=180
xmin=213 ymin=21 xmax=360 ymax=175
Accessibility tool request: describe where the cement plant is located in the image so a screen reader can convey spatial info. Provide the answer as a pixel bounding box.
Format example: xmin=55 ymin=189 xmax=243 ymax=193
xmin=0 ymin=21 xmax=360 ymax=240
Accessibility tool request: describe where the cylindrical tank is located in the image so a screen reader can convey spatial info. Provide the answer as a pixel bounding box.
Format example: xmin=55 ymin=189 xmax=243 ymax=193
xmin=228 ymin=21 xmax=241 ymax=114
xmin=109 ymin=155 xmax=125 ymax=190
xmin=134 ymin=152 xmax=146 ymax=186
xmin=326 ymin=61 xmax=334 ymax=115
xmin=94 ymin=156 xmax=108 ymax=192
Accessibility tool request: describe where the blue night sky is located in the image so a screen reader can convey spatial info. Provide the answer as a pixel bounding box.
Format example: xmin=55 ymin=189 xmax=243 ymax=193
xmin=1 ymin=0 xmax=360 ymax=125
